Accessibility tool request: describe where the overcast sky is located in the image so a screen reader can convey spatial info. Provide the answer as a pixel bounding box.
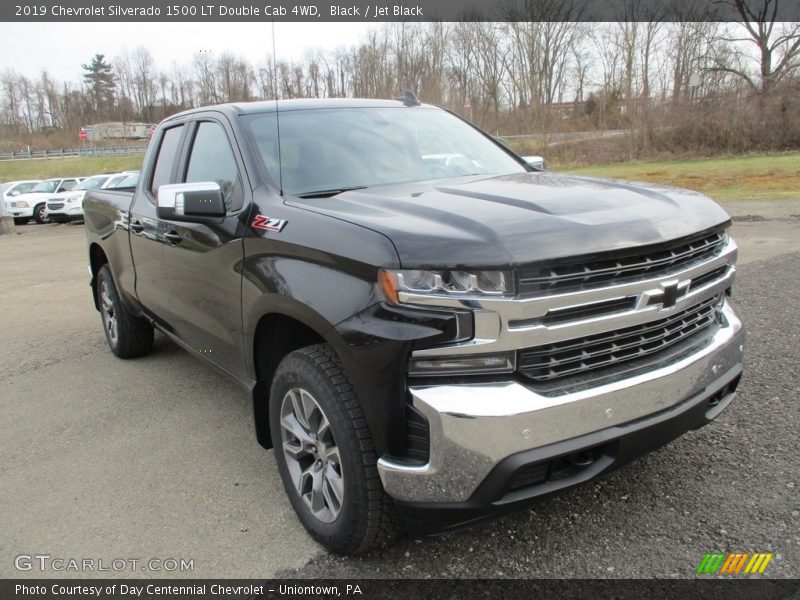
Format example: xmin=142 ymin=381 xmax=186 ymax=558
xmin=0 ymin=22 xmax=376 ymax=82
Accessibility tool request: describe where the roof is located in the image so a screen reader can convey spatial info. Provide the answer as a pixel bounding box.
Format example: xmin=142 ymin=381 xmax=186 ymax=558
xmin=165 ymin=98 xmax=438 ymax=122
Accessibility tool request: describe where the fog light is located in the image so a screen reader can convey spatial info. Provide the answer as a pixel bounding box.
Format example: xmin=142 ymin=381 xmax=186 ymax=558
xmin=408 ymin=352 xmax=515 ymax=376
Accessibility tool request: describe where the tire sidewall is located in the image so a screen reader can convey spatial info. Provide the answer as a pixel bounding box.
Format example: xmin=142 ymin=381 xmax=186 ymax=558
xmin=35 ymin=204 xmax=47 ymax=224
xmin=269 ymin=352 xmax=369 ymax=549
xmin=96 ymin=266 xmax=120 ymax=353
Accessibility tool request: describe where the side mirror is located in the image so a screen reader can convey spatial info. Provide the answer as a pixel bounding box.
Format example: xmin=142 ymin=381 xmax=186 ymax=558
xmin=156 ymin=182 xmax=226 ymax=221
xmin=522 ymin=155 xmax=545 ymax=171
xmin=9 ymin=190 xmax=20 ymax=197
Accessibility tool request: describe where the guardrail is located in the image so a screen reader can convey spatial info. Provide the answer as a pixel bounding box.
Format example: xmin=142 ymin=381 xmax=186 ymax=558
xmin=497 ymin=129 xmax=632 ymax=144
xmin=0 ymin=145 xmax=148 ymax=161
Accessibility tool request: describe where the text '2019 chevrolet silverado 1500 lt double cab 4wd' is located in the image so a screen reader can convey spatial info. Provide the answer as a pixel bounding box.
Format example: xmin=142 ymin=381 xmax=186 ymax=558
xmin=83 ymin=97 xmax=744 ymax=554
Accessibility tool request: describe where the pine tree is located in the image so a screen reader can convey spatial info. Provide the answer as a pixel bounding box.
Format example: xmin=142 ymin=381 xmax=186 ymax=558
xmin=81 ymin=54 xmax=115 ymax=118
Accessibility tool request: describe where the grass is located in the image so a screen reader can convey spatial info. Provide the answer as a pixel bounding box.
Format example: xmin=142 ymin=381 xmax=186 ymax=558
xmin=560 ymin=152 xmax=800 ymax=202
xmin=0 ymin=155 xmax=144 ymax=182
xmin=1 ymin=151 xmax=798 ymax=202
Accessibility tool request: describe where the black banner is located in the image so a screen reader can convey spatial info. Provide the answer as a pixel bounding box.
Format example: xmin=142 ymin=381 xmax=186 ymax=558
xmin=3 ymin=579 xmax=800 ymax=600
xmin=3 ymin=0 xmax=800 ymax=22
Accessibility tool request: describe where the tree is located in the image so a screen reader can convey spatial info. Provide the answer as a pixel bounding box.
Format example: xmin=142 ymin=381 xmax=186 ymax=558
xmin=81 ymin=54 xmax=115 ymax=117
xmin=709 ymin=0 xmax=800 ymax=94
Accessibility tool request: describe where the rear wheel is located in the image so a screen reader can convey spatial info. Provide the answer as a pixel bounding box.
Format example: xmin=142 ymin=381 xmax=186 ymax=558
xmin=269 ymin=343 xmax=402 ymax=554
xmin=33 ymin=204 xmax=48 ymax=224
xmin=96 ymin=264 xmax=154 ymax=358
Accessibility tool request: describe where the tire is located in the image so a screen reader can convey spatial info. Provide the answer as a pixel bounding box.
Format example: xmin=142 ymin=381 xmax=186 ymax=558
xmin=96 ymin=264 xmax=154 ymax=358
xmin=33 ymin=204 xmax=48 ymax=224
xmin=269 ymin=343 xmax=402 ymax=554
xmin=13 ymin=217 xmax=28 ymax=225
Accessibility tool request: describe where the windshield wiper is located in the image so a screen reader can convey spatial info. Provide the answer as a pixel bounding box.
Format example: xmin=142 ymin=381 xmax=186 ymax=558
xmin=295 ymin=186 xmax=367 ymax=199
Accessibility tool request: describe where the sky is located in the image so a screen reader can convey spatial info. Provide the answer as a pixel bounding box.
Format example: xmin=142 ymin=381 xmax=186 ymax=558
xmin=0 ymin=22 xmax=376 ymax=82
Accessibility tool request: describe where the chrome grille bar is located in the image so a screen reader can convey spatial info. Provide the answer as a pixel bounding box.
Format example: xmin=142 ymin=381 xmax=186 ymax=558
xmin=518 ymin=230 xmax=725 ymax=295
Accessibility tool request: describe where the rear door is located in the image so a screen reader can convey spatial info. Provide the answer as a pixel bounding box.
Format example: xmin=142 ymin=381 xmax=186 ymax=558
xmin=158 ymin=115 xmax=249 ymax=378
xmin=129 ymin=122 xmax=187 ymax=324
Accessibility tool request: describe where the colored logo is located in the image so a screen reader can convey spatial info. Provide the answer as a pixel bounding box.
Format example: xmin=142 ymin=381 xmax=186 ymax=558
xmin=696 ymin=552 xmax=774 ymax=575
xmin=252 ymin=215 xmax=287 ymax=233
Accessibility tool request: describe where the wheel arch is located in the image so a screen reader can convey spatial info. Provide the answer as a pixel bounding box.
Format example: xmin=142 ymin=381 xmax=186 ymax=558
xmin=251 ymin=310 xmax=332 ymax=450
xmin=89 ymin=243 xmax=110 ymax=311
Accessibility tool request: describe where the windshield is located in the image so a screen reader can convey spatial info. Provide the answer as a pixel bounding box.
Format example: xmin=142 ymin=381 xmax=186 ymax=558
xmin=75 ymin=176 xmax=108 ymax=191
xmin=12 ymin=182 xmax=37 ymax=194
xmin=242 ymin=107 xmax=526 ymax=196
xmin=31 ymin=180 xmax=59 ymax=193
xmin=115 ymin=174 xmax=139 ymax=188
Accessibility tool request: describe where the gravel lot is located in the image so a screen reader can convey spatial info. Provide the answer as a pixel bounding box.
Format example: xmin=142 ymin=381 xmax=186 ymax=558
xmin=1 ymin=200 xmax=798 ymax=579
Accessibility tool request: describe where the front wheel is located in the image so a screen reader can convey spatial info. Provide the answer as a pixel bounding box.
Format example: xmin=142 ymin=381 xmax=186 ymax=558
xmin=269 ymin=344 xmax=402 ymax=554
xmin=96 ymin=264 xmax=154 ymax=358
xmin=33 ymin=204 xmax=48 ymax=224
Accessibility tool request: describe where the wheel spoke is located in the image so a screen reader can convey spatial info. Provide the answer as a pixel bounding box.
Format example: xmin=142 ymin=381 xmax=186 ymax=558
xmin=324 ymin=468 xmax=344 ymax=508
xmin=281 ymin=413 xmax=314 ymax=447
xmin=288 ymin=389 xmax=310 ymax=429
xmin=282 ymin=438 xmax=305 ymax=460
xmin=326 ymin=446 xmax=341 ymax=466
xmin=317 ymin=413 xmax=330 ymax=440
xmin=309 ymin=470 xmax=326 ymax=513
xmin=280 ymin=386 xmax=344 ymax=523
xmin=298 ymin=467 xmax=313 ymax=496
xmin=299 ymin=390 xmax=319 ymax=431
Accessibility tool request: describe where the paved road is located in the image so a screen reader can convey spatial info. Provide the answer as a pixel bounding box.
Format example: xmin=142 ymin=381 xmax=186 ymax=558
xmin=1 ymin=200 xmax=798 ymax=579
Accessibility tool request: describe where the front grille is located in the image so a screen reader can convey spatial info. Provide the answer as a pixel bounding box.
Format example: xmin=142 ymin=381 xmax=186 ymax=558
xmin=518 ymin=294 xmax=721 ymax=388
xmin=518 ymin=229 xmax=726 ymax=295
xmin=48 ymin=203 xmax=64 ymax=210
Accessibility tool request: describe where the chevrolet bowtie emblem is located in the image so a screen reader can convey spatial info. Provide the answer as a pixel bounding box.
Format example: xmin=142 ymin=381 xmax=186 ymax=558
xmin=643 ymin=279 xmax=691 ymax=309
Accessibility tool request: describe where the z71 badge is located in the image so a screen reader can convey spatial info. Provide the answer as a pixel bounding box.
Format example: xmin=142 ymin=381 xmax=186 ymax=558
xmin=252 ymin=215 xmax=288 ymax=232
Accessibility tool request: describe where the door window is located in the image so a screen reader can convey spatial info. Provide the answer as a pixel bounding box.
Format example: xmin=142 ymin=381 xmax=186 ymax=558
xmin=184 ymin=121 xmax=243 ymax=212
xmin=150 ymin=125 xmax=185 ymax=196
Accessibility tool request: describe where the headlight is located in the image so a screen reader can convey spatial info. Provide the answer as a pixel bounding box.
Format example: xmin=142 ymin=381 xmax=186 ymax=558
xmin=379 ymin=269 xmax=512 ymax=304
xmin=16 ymin=200 xmax=29 ymax=208
xmin=65 ymin=195 xmax=81 ymax=203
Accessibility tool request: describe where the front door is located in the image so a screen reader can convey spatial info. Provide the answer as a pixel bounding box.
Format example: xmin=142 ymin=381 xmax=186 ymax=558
xmin=158 ymin=117 xmax=249 ymax=378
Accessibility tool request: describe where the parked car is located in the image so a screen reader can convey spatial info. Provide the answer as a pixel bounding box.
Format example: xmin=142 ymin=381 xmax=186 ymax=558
xmin=105 ymin=172 xmax=139 ymax=189
xmin=84 ymin=98 xmax=743 ymax=554
xmin=45 ymin=174 xmax=118 ymax=223
xmin=9 ymin=177 xmax=82 ymax=224
xmin=2 ymin=180 xmax=41 ymax=206
xmin=103 ymin=171 xmax=140 ymax=189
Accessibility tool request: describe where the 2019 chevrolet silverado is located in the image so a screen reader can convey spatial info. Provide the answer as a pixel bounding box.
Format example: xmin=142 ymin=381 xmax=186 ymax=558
xmin=83 ymin=98 xmax=744 ymax=554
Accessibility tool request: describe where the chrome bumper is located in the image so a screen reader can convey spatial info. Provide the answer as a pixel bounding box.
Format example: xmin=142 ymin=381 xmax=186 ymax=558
xmin=378 ymin=299 xmax=744 ymax=504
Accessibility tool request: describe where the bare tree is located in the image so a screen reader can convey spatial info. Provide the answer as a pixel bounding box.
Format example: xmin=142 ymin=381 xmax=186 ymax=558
xmin=709 ymin=0 xmax=800 ymax=94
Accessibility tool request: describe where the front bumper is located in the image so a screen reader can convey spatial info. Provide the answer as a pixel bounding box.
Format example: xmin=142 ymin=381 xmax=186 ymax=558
xmin=378 ymin=299 xmax=744 ymax=507
xmin=46 ymin=204 xmax=83 ymax=221
xmin=8 ymin=206 xmax=34 ymax=218
xmin=46 ymin=212 xmax=84 ymax=222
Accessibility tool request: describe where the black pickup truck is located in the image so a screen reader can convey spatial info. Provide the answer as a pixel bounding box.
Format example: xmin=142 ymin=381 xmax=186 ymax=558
xmin=84 ymin=97 xmax=744 ymax=554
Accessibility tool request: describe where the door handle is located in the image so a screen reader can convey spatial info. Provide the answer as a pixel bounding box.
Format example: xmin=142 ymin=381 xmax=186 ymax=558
xmin=164 ymin=231 xmax=182 ymax=245
xmin=130 ymin=220 xmax=144 ymax=234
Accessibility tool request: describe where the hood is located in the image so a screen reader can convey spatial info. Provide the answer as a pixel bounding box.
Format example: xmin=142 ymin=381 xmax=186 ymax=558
xmin=50 ymin=190 xmax=87 ymax=201
xmin=15 ymin=192 xmax=58 ymax=204
xmin=288 ymin=172 xmax=731 ymax=269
